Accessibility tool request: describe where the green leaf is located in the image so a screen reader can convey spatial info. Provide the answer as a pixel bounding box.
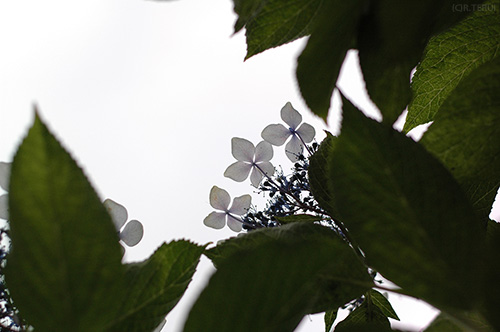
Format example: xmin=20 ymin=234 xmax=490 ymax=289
xmin=329 ymin=94 xmax=485 ymax=310
xmin=205 ymin=220 xmax=338 ymax=267
xmin=357 ymin=1 xmax=478 ymax=124
xmin=232 ymin=0 xmax=268 ymax=33
xmin=369 ymin=290 xmax=399 ymax=321
xmin=106 ymin=240 xmax=205 ymax=332
xmin=308 ymin=132 xmax=341 ymax=220
xmin=235 ymin=0 xmax=324 ymax=59
xmin=334 ymin=290 xmax=392 ymax=332
xmin=5 ymin=113 xmax=125 ymax=331
xmin=324 ymin=309 xmax=337 ymax=332
xmin=275 ymin=213 xmax=321 ymax=224
xmin=296 ymin=0 xmax=364 ymax=120
xmin=405 ymin=0 xmax=500 ymax=132
xmin=188 ymin=223 xmax=373 ymax=332
xmin=424 ymin=314 xmax=467 ymax=332
xmin=420 ymin=57 xmax=500 ymax=223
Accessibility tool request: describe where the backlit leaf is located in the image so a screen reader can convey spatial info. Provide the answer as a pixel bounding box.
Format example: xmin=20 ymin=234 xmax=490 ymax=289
xmin=5 ymin=113 xmax=125 ymax=331
xmin=329 ymin=94 xmax=485 ymax=310
xmin=405 ymin=0 xmax=500 ymax=131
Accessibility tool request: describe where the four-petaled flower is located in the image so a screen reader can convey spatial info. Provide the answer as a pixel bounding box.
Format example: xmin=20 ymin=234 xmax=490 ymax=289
xmin=104 ymin=198 xmax=144 ymax=247
xmin=204 ymin=186 xmax=251 ymax=232
xmin=224 ymin=137 xmax=274 ymax=187
xmin=0 ymin=162 xmax=10 ymax=220
xmin=261 ymin=102 xmax=315 ymax=161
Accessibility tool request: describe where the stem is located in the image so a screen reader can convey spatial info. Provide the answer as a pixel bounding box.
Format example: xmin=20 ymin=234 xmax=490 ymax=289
xmin=294 ymin=132 xmax=314 ymax=157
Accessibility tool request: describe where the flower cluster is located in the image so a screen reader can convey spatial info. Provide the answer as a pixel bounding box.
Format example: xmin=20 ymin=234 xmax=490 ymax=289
xmin=204 ymin=102 xmax=331 ymax=232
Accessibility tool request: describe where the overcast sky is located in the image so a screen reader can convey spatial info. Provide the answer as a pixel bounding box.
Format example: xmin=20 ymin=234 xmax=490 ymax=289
xmin=1 ymin=1 xmax=497 ymax=331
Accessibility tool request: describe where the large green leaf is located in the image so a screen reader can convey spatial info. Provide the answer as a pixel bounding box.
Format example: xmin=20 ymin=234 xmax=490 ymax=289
xmin=5 ymin=114 xmax=125 ymax=331
xmin=106 ymin=240 xmax=205 ymax=332
xmin=296 ymin=0 xmax=363 ymax=120
xmin=405 ymin=0 xmax=500 ymax=132
xmin=233 ymin=0 xmax=324 ymax=59
xmin=329 ymin=94 xmax=485 ymax=310
xmin=308 ymin=132 xmax=341 ymax=220
xmin=188 ymin=223 xmax=373 ymax=332
xmin=357 ymin=1 xmax=478 ymax=124
xmin=334 ymin=290 xmax=394 ymax=332
xmin=421 ymin=57 xmax=500 ymax=223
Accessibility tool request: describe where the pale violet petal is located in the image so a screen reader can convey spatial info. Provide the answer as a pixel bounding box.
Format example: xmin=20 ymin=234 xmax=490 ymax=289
xmin=209 ymin=186 xmax=231 ymax=211
xmin=224 ymin=161 xmax=252 ymax=182
xmin=250 ymin=167 xmax=265 ymax=187
xmin=203 ymin=211 xmax=226 ymax=229
xmin=296 ymin=122 xmax=316 ymax=143
xmin=229 ymin=194 xmax=251 ymax=215
xmin=231 ymin=137 xmax=255 ymax=163
xmin=285 ymin=135 xmax=303 ymax=162
xmin=0 ymin=194 xmax=8 ymax=220
xmin=261 ymin=124 xmax=290 ymax=146
xmin=257 ymin=161 xmax=275 ymax=177
xmin=280 ymin=102 xmax=302 ymax=129
xmin=254 ymin=141 xmax=273 ymax=162
xmin=227 ymin=215 xmax=243 ymax=232
xmin=120 ymin=220 xmax=144 ymax=247
xmin=103 ymin=199 xmax=128 ymax=230
xmin=153 ymin=320 xmax=166 ymax=332
xmin=0 ymin=162 xmax=11 ymax=191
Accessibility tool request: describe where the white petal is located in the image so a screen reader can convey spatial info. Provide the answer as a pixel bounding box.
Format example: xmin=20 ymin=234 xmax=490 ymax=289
xmin=280 ymin=102 xmax=302 ymax=129
xmin=203 ymin=211 xmax=226 ymax=229
xmin=153 ymin=320 xmax=166 ymax=332
xmin=0 ymin=194 xmax=8 ymax=220
xmin=120 ymin=220 xmax=144 ymax=247
xmin=229 ymin=194 xmax=251 ymax=215
xmin=296 ymin=123 xmax=316 ymax=143
xmin=0 ymin=162 xmax=11 ymax=191
xmin=285 ymin=135 xmax=303 ymax=162
xmin=261 ymin=124 xmax=290 ymax=146
xmin=224 ymin=161 xmax=252 ymax=182
xmin=250 ymin=167 xmax=265 ymax=187
xmin=257 ymin=161 xmax=275 ymax=177
xmin=254 ymin=141 xmax=273 ymax=162
xmin=231 ymin=137 xmax=255 ymax=162
xmin=103 ymin=199 xmax=128 ymax=230
xmin=227 ymin=215 xmax=243 ymax=232
xmin=209 ymin=186 xmax=231 ymax=211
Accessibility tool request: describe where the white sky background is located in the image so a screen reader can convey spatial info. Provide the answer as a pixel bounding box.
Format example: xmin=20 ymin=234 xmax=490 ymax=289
xmin=1 ymin=1 xmax=498 ymax=331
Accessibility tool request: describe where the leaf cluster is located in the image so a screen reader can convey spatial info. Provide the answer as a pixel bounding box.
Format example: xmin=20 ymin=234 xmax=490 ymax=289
xmin=2 ymin=0 xmax=500 ymax=331
xmin=184 ymin=1 xmax=500 ymax=330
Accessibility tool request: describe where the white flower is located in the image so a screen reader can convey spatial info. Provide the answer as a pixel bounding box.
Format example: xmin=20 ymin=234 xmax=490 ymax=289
xmin=103 ymin=199 xmax=144 ymax=247
xmin=261 ymin=102 xmax=315 ymax=161
xmin=203 ymin=186 xmax=251 ymax=232
xmin=0 ymin=162 xmax=11 ymax=220
xmin=224 ymin=137 xmax=275 ymax=187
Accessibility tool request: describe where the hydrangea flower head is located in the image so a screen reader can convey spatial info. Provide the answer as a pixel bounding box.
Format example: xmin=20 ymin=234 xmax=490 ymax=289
xmin=224 ymin=137 xmax=275 ymax=187
xmin=0 ymin=162 xmax=11 ymax=220
xmin=204 ymin=186 xmax=251 ymax=232
xmin=104 ymin=198 xmax=144 ymax=247
xmin=261 ymin=102 xmax=315 ymax=161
